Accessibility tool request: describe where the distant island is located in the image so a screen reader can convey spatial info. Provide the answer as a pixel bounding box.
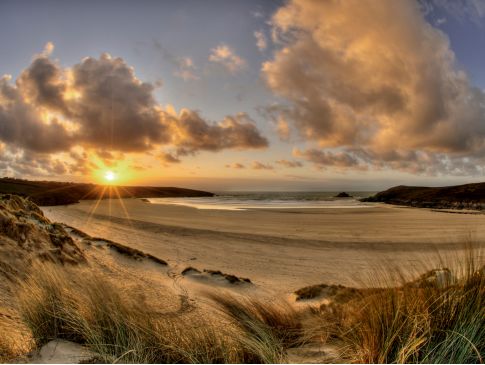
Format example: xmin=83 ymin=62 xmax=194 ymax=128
xmin=361 ymin=182 xmax=485 ymax=210
xmin=0 ymin=177 xmax=214 ymax=206
xmin=335 ymin=192 xmax=352 ymax=198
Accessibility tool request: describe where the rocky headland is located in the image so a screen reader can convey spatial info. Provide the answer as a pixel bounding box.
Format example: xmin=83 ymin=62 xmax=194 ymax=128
xmin=361 ymin=182 xmax=485 ymax=210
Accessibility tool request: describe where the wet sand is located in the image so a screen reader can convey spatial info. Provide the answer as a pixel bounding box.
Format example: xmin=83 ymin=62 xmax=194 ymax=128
xmin=42 ymin=199 xmax=485 ymax=294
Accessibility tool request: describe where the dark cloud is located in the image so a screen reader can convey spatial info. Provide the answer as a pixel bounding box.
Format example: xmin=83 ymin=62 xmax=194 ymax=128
xmin=252 ymin=161 xmax=274 ymax=170
xmin=225 ymin=162 xmax=245 ymax=169
xmin=170 ymin=111 xmax=268 ymax=154
xmin=159 ymin=151 xmax=181 ymax=164
xmin=0 ymin=50 xmax=268 ymax=175
xmin=293 ymin=148 xmax=362 ymax=169
xmin=69 ymin=53 xmax=170 ymax=151
xmin=17 ymin=56 xmax=67 ymax=113
xmin=275 ymin=159 xmax=303 ymax=168
xmin=0 ymin=76 xmax=73 ymax=153
xmin=0 ymin=148 xmax=72 ymax=177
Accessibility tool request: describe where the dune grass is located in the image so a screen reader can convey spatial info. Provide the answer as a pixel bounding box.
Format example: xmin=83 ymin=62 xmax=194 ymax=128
xmin=14 ymin=250 xmax=485 ymax=364
xmin=205 ymin=292 xmax=305 ymax=363
xmin=207 ymin=292 xmax=303 ymax=350
xmin=16 ymin=263 xmax=293 ymax=363
xmin=0 ymin=324 xmax=17 ymax=363
xmin=333 ymin=253 xmax=485 ymax=363
xmin=0 ymin=315 xmax=31 ymax=363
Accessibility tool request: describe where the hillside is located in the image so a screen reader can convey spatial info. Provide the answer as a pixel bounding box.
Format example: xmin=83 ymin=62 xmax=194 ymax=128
xmin=361 ymin=182 xmax=485 ymax=210
xmin=0 ymin=178 xmax=214 ymax=206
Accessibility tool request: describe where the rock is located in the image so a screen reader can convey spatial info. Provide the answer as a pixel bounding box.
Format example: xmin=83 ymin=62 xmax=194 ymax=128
xmin=32 ymin=340 xmax=98 ymax=364
xmin=335 ymin=192 xmax=352 ymax=198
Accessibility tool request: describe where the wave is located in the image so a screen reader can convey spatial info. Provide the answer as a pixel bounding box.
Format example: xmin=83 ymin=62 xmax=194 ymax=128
xmin=148 ymin=191 xmax=376 ymax=210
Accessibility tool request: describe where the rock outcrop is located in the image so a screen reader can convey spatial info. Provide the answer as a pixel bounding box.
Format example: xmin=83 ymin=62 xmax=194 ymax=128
xmin=335 ymin=192 xmax=352 ymax=198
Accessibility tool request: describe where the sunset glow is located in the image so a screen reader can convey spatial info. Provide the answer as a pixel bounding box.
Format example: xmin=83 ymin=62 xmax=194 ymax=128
xmin=104 ymin=171 xmax=116 ymax=182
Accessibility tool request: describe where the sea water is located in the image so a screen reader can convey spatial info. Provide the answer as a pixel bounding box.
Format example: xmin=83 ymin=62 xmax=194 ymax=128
xmin=148 ymin=191 xmax=377 ymax=210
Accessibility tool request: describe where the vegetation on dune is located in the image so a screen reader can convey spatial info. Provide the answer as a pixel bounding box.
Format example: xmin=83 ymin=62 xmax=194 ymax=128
xmin=3 ymin=244 xmax=483 ymax=364
xmin=207 ymin=293 xmax=304 ymax=350
xmin=15 ymin=263 xmax=295 ymax=363
xmin=362 ymin=182 xmax=485 ymax=210
xmin=0 ymin=177 xmax=214 ymax=206
xmin=314 ymin=252 xmax=485 ymax=364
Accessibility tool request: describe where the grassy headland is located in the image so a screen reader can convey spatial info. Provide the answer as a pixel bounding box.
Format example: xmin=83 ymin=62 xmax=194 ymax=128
xmin=0 ymin=177 xmax=213 ymax=206
xmin=362 ymin=182 xmax=485 ymax=210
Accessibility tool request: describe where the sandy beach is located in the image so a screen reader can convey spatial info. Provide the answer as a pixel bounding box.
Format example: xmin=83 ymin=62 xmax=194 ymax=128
xmin=42 ymin=199 xmax=485 ymax=294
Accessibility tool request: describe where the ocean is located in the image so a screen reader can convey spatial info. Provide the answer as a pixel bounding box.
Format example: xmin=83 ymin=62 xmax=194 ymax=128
xmin=148 ymin=191 xmax=377 ymax=210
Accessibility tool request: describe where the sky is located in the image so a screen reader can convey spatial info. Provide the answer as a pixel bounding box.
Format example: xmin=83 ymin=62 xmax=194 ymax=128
xmin=1 ymin=0 xmax=485 ymax=191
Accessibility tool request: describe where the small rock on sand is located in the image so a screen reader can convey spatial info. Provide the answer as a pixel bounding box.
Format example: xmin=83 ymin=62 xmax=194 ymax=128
xmin=32 ymin=340 xmax=97 ymax=364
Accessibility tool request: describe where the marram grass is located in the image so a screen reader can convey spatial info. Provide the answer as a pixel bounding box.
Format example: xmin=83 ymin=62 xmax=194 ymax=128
xmin=7 ymin=249 xmax=485 ymax=364
xmin=16 ymin=263 xmax=294 ymax=363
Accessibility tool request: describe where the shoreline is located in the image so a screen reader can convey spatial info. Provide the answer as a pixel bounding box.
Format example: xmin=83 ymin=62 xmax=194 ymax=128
xmin=42 ymin=198 xmax=485 ymax=293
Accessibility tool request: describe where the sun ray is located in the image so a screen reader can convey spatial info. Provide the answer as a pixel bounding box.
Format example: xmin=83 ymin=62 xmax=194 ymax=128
xmin=85 ymin=185 xmax=108 ymax=227
xmin=112 ymin=186 xmax=142 ymax=247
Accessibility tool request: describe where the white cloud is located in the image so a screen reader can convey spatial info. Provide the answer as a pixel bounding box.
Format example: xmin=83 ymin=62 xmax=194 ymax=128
xmin=262 ymin=0 xmax=485 ymax=176
xmin=209 ymin=44 xmax=246 ymax=73
xmin=254 ymin=30 xmax=267 ymax=51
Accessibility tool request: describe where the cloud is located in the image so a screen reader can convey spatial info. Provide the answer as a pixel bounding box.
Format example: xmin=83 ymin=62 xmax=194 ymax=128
xmin=173 ymin=57 xmax=198 ymax=81
xmin=422 ymin=0 xmax=485 ymax=25
xmin=169 ymin=111 xmax=268 ymax=155
xmin=67 ymin=53 xmax=170 ymax=151
xmin=209 ymin=44 xmax=246 ymax=73
xmin=225 ymin=162 xmax=245 ymax=169
xmin=0 ymin=48 xmax=268 ymax=175
xmin=0 ymin=75 xmax=73 ymax=153
xmin=251 ymin=161 xmax=273 ymax=170
xmin=254 ymin=30 xmax=267 ymax=51
xmin=263 ymin=0 xmax=485 ymax=176
xmin=293 ymin=148 xmax=362 ymax=170
xmin=275 ymin=159 xmax=303 ymax=168
xmin=159 ymin=151 xmax=181 ymax=164
xmin=153 ymin=41 xmax=199 ymax=81
xmin=436 ymin=17 xmax=447 ymax=25
xmin=0 ymin=147 xmax=76 ymax=177
xmin=42 ymin=41 xmax=55 ymax=56
xmin=17 ymin=56 xmax=67 ymax=113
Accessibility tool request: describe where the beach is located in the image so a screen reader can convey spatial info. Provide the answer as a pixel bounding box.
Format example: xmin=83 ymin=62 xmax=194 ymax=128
xmin=42 ymin=198 xmax=485 ymax=294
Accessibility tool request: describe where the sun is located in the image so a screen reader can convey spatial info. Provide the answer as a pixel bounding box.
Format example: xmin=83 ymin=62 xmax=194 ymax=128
xmin=90 ymin=155 xmax=134 ymax=185
xmin=104 ymin=170 xmax=117 ymax=182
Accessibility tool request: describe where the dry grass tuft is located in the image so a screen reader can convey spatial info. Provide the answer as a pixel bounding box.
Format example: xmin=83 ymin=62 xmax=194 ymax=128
xmin=17 ymin=263 xmax=287 ymax=363
xmin=0 ymin=316 xmax=32 ymax=362
xmin=207 ymin=292 xmax=303 ymax=351
xmin=334 ymin=253 xmax=485 ymax=363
